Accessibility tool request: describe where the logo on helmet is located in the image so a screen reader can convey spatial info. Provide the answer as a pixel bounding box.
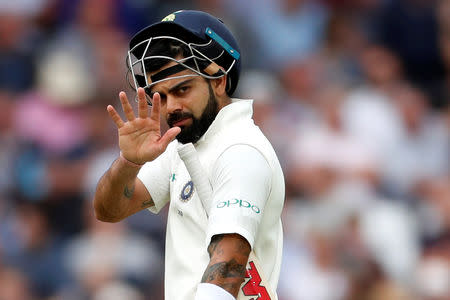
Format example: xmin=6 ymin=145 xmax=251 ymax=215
xmin=162 ymin=13 xmax=176 ymax=22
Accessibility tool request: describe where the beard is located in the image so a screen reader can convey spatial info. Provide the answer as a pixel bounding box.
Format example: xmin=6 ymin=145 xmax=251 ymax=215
xmin=167 ymin=83 xmax=219 ymax=144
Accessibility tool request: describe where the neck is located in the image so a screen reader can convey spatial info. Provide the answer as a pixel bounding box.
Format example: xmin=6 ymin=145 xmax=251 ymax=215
xmin=217 ymin=95 xmax=232 ymax=110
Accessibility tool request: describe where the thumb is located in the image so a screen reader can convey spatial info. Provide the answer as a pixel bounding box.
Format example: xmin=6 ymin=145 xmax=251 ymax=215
xmin=158 ymin=126 xmax=181 ymax=149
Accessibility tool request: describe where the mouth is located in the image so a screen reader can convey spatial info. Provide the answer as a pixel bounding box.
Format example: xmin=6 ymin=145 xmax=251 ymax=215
xmin=171 ymin=117 xmax=192 ymax=128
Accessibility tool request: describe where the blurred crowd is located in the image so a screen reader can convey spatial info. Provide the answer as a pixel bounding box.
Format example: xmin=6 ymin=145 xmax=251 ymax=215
xmin=0 ymin=0 xmax=448 ymax=299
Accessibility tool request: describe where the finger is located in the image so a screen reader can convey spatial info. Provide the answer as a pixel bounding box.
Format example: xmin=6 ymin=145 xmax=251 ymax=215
xmin=150 ymin=92 xmax=161 ymax=122
xmin=107 ymin=105 xmax=125 ymax=128
xmin=119 ymin=91 xmax=136 ymax=121
xmin=158 ymin=126 xmax=181 ymax=150
xmin=137 ymin=88 xmax=148 ymax=119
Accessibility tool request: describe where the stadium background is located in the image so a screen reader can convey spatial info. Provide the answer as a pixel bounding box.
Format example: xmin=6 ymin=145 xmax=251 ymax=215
xmin=0 ymin=0 xmax=448 ymax=299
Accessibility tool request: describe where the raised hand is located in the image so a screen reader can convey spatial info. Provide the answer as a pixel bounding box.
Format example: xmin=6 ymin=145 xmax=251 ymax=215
xmin=107 ymin=87 xmax=181 ymax=164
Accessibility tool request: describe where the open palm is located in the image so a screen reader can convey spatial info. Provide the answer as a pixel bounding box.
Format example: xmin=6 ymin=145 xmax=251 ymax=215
xmin=107 ymin=88 xmax=181 ymax=164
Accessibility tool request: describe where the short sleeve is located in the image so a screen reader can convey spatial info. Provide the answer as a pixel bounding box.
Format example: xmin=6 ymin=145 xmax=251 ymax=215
xmin=137 ymin=142 xmax=176 ymax=213
xmin=206 ymin=144 xmax=272 ymax=248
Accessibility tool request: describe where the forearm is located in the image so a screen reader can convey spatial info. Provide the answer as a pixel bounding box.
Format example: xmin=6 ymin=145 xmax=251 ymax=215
xmin=200 ymin=234 xmax=250 ymax=298
xmin=93 ymin=155 xmax=142 ymax=222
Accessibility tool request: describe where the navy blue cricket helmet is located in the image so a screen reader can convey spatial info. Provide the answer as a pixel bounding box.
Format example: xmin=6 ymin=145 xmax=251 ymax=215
xmin=126 ymin=10 xmax=242 ymax=102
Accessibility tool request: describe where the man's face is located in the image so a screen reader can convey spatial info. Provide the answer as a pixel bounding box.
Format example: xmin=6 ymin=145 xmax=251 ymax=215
xmin=147 ymin=61 xmax=219 ymax=144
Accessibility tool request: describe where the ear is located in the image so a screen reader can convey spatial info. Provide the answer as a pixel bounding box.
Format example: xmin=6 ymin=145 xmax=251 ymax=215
xmin=211 ymin=74 xmax=227 ymax=97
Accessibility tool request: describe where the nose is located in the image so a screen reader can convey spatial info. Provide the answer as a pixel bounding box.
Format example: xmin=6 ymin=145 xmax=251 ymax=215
xmin=165 ymin=95 xmax=183 ymax=114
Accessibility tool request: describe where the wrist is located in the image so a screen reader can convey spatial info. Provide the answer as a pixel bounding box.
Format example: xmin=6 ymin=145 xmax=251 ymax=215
xmin=119 ymin=152 xmax=144 ymax=168
xmin=194 ymin=283 xmax=235 ymax=300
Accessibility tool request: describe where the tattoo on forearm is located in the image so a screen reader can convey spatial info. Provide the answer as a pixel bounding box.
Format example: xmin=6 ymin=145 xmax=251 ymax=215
xmin=141 ymin=199 xmax=154 ymax=208
xmin=202 ymin=234 xmax=251 ymax=296
xmin=201 ymin=259 xmax=246 ymax=282
xmin=123 ymin=185 xmax=135 ymax=198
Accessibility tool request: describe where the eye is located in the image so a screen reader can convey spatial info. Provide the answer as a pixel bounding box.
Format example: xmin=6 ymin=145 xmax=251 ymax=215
xmin=175 ymin=86 xmax=190 ymax=96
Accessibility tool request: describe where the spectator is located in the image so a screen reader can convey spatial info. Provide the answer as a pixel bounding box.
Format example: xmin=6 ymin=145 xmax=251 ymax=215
xmin=341 ymin=45 xmax=404 ymax=168
xmin=0 ymin=266 xmax=33 ymax=300
xmin=63 ymin=201 xmax=163 ymax=299
xmin=2 ymin=202 xmax=71 ymax=299
xmin=381 ymin=84 xmax=449 ymax=199
xmin=0 ymin=1 xmax=42 ymax=92
xmin=376 ymin=0 xmax=446 ymax=95
xmin=225 ymin=0 xmax=329 ymax=68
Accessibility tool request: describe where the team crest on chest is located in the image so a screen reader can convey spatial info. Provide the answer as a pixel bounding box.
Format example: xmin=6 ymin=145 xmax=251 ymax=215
xmin=180 ymin=180 xmax=194 ymax=202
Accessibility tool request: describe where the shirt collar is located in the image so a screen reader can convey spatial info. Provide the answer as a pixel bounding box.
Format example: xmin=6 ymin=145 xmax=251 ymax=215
xmin=195 ymin=98 xmax=254 ymax=144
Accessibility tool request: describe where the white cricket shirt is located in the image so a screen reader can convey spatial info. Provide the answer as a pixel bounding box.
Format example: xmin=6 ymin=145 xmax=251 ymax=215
xmin=137 ymin=99 xmax=285 ymax=300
